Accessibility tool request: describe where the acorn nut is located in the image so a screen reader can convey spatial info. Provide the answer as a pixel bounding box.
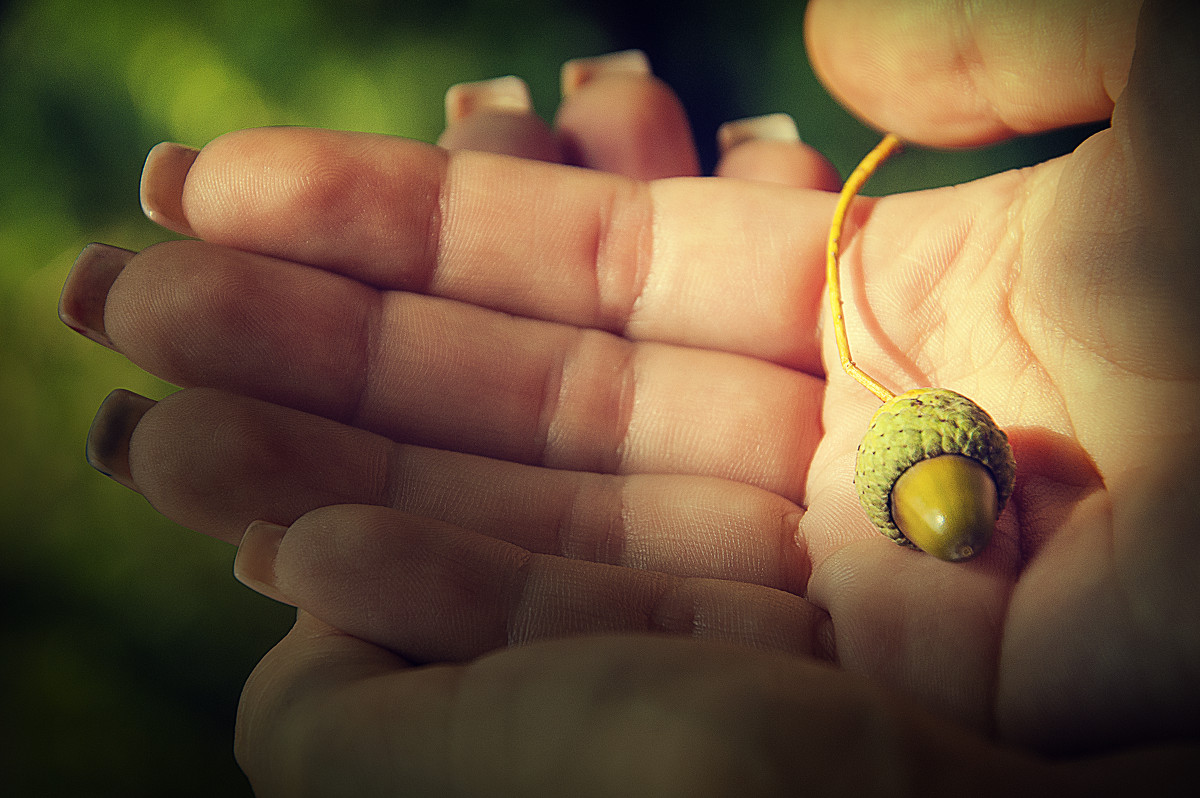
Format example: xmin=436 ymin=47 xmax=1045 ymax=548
xmin=854 ymin=388 xmax=1016 ymax=561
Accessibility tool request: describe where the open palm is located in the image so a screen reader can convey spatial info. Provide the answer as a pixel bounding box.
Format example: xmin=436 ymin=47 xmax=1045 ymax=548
xmin=68 ymin=1 xmax=1197 ymax=791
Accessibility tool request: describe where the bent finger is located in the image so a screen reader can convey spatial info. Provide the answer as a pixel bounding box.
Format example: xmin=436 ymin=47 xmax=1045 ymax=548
xmin=436 ymin=75 xmax=565 ymax=162
xmin=555 ymin=50 xmax=701 ymax=179
xmin=232 ymin=504 xmax=831 ymax=662
xmin=715 ymin=114 xmax=842 ymax=192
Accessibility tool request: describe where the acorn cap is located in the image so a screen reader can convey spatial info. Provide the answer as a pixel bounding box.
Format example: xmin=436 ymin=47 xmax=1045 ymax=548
xmin=854 ymin=388 xmax=1016 ymax=548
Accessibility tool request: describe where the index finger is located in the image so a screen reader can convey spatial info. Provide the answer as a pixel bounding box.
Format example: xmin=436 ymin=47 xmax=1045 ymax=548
xmin=142 ymin=128 xmax=835 ymax=372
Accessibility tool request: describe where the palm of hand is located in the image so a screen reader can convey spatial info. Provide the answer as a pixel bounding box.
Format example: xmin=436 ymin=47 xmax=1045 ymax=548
xmin=808 ymin=122 xmax=1200 ymax=750
xmin=788 ymin=0 xmax=1200 ymax=754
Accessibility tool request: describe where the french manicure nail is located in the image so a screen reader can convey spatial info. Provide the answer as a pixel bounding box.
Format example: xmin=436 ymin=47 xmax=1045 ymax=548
xmin=561 ymin=49 xmax=651 ymax=96
xmin=59 ymin=243 xmax=135 ymax=349
xmin=235 ymin=521 xmax=295 ymax=605
xmin=86 ymin=389 xmax=156 ymax=491
xmin=445 ymin=75 xmax=533 ymax=125
xmin=140 ymin=141 xmax=200 ymax=237
xmin=717 ymin=113 xmax=801 ymax=154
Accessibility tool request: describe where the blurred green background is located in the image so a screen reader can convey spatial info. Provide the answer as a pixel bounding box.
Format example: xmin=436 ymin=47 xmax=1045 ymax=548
xmin=1 ymin=0 xmax=1099 ymax=794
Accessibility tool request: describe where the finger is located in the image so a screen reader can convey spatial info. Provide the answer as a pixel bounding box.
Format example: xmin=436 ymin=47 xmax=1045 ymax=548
xmin=231 ymin=504 xmax=831 ymax=662
xmin=435 ymin=76 xmax=565 ymax=163
xmin=88 ymin=243 xmax=821 ymax=497
xmin=554 ymin=50 xmax=701 ymax=179
xmin=137 ymin=127 xmax=833 ymax=370
xmin=107 ymin=388 xmax=808 ymax=590
xmin=714 ymin=114 xmax=842 ymax=192
xmin=804 ymin=0 xmax=1141 ymax=146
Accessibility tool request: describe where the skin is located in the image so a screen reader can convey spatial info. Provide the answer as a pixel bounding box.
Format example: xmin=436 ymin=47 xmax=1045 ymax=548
xmin=64 ymin=0 xmax=1199 ymax=793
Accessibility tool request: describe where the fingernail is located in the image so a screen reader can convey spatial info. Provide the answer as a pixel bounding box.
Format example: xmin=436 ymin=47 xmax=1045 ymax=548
xmin=445 ymin=76 xmax=533 ymax=125
xmin=59 ymin=243 xmax=134 ymax=349
xmin=235 ymin=521 xmax=295 ymax=605
xmin=86 ymin=389 xmax=156 ymax=491
xmin=561 ymin=49 xmax=651 ymax=96
xmin=140 ymin=141 xmax=200 ymax=237
xmin=717 ymin=113 xmax=801 ymax=155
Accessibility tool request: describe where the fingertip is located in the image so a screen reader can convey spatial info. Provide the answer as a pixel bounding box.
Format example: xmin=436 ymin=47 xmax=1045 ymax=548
xmin=560 ymin=49 xmax=651 ymax=97
xmin=805 ymin=0 xmax=1001 ymax=144
xmin=715 ymin=140 xmax=842 ymax=192
xmin=437 ymin=112 xmax=564 ymax=162
xmin=140 ymin=142 xmax=200 ymax=237
xmin=717 ymin=113 xmax=802 ymax=153
xmin=437 ymin=76 xmax=565 ymax=162
xmin=60 ymin=243 xmax=134 ymax=349
xmin=86 ymin=389 xmax=157 ymax=492
xmin=235 ymin=520 xmax=296 ymax=606
xmin=715 ymin=115 xmax=841 ymax=191
xmin=555 ymin=53 xmax=700 ymax=179
xmin=804 ymin=0 xmax=1135 ymax=146
xmin=445 ymin=75 xmax=532 ymax=124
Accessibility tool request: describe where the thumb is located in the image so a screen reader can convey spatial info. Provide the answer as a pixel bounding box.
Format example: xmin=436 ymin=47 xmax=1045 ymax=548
xmin=1035 ymin=0 xmax=1200 ymax=380
xmin=1119 ymin=0 xmax=1200 ymax=253
xmin=805 ymin=0 xmax=1141 ymax=146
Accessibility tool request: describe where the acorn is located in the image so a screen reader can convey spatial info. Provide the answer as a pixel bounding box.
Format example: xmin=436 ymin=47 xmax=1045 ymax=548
xmin=825 ymin=134 xmax=1016 ymax=562
xmin=854 ymin=389 xmax=1015 ymax=561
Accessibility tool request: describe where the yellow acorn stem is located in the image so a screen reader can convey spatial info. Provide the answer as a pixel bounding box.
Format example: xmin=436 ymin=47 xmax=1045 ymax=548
xmin=826 ymin=133 xmax=902 ymax=404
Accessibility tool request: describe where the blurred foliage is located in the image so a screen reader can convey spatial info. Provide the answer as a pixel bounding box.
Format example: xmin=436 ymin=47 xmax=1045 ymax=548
xmin=0 ymin=0 xmax=1100 ymax=794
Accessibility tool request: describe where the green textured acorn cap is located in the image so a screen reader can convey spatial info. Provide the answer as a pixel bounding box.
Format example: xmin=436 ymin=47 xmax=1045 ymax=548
xmin=854 ymin=388 xmax=1016 ymax=548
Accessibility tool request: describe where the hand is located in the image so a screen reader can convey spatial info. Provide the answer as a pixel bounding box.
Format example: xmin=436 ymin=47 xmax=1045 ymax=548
xmin=59 ymin=1 xmax=1200 ymax=793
